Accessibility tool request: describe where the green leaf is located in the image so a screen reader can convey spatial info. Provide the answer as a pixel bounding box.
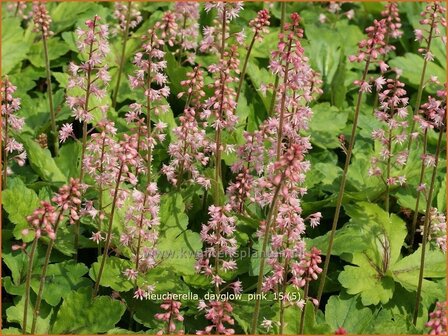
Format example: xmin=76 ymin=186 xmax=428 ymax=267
xmin=389 ymin=53 xmax=446 ymax=94
xmin=54 ymin=142 xmax=81 ymax=179
xmin=337 ymin=202 xmax=407 ymax=305
xmin=159 ymin=193 xmax=189 ymax=235
xmin=89 ymin=256 xmax=134 ymax=292
xmin=30 ymin=261 xmax=91 ymax=306
xmin=303 ymin=301 xmax=332 ymax=334
xmin=156 ymin=228 xmax=202 ymax=276
xmin=338 ymin=263 xmax=395 ymax=306
xmin=324 ymin=294 xmax=374 ymax=333
xmin=2 ymin=177 xmax=40 ymax=240
xmin=309 ymin=103 xmax=348 ymax=149
xmin=391 ymin=247 xmax=446 ymax=299
xmin=1 ymin=17 xmax=31 ymax=74
xmin=6 ymin=295 xmax=53 ymax=334
xmin=28 ymin=38 xmax=70 ymax=68
xmin=52 ymin=287 xmax=126 ymax=334
xmin=19 ymin=135 xmax=66 ymax=183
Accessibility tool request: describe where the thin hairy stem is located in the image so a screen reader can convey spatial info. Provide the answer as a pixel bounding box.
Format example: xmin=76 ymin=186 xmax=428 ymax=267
xmin=93 ymin=162 xmax=125 ymax=297
xmin=31 ymin=210 xmax=64 ymax=334
xmin=22 ymin=238 xmax=38 ymax=334
xmin=407 ymin=5 xmax=436 ymax=152
xmin=316 ymin=57 xmax=372 ymax=306
xmin=250 ymin=181 xmax=283 ymax=334
xmin=408 ymin=129 xmax=428 ymax=250
xmin=42 ymin=33 xmax=58 ymax=156
xmin=112 ymin=1 xmax=133 ymax=109
xmin=412 ymin=128 xmax=443 ymax=324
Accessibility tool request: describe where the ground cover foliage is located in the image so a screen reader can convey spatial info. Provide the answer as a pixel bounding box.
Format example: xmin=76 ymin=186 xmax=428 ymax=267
xmin=1 ymin=1 xmax=447 ymax=335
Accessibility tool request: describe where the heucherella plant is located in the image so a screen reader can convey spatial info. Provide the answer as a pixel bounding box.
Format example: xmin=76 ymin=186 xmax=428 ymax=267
xmin=173 ymin=2 xmax=200 ymax=64
xmin=407 ymin=1 xmax=446 ymax=150
xmin=369 ymin=74 xmax=410 ymax=212
xmin=32 ymin=2 xmax=58 ymax=155
xmin=1 ymin=77 xmax=26 ymax=188
xmin=317 ymin=16 xmax=395 ymax=306
xmin=2 ymin=3 xmax=447 ymax=335
xmin=111 ymin=1 xmax=142 ymax=108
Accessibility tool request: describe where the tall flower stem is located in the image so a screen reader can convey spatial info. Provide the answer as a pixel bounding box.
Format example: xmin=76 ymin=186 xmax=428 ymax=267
xmin=407 ymin=6 xmax=436 ymax=153
xmin=213 ymin=5 xmax=227 ymax=206
xmin=299 ymin=283 xmax=310 ymax=334
xmin=42 ymin=33 xmax=57 ymax=156
xmin=235 ymin=32 xmax=257 ymax=104
xmin=408 ymin=129 xmax=428 ymax=250
xmin=112 ymin=1 xmax=133 ymax=109
xmin=412 ymin=128 xmax=443 ymax=324
xmin=93 ymin=163 xmax=125 ymax=297
xmin=2 ymin=83 xmax=9 ymax=189
xmin=75 ymin=17 xmax=97 ymax=260
xmin=275 ymin=30 xmax=294 ymax=161
xmin=22 ymin=238 xmax=38 ymax=334
xmin=316 ymin=57 xmax=371 ymax=306
xmin=267 ymin=2 xmax=286 ymax=117
xmin=250 ymin=181 xmax=282 ymax=334
xmin=31 ymin=211 xmax=64 ymax=334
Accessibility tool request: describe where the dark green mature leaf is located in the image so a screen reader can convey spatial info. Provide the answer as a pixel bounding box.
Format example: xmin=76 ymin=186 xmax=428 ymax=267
xmin=52 ymin=287 xmax=126 ymax=334
xmin=2 ymin=177 xmax=40 ymax=240
xmin=30 ymin=261 xmax=91 ymax=306
xmin=232 ymin=294 xmax=276 ymax=334
xmin=324 ymin=294 xmax=374 ymax=333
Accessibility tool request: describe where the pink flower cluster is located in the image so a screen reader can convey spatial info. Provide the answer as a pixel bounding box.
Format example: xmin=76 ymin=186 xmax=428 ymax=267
xmin=197 ymin=300 xmax=235 ymax=335
xmin=155 ymin=299 xmax=184 ymax=334
xmin=415 ymin=2 xmax=446 ymax=62
xmin=64 ymin=16 xmax=110 ymax=126
xmin=23 ymin=178 xmax=83 ymax=241
xmin=1 ymin=78 xmax=26 ymax=168
xmin=32 ymin=2 xmax=53 ymax=38
xmin=421 ymin=208 xmax=446 ymax=254
xmin=196 ymin=204 xmax=239 ymax=289
xmin=426 ymin=301 xmax=447 ymax=335
xmin=114 ymin=2 xmax=142 ymax=32
xmin=369 ymin=76 xmax=409 ymax=186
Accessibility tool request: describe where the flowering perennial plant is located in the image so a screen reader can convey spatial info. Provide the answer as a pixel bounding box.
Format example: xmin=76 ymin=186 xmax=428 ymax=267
xmin=2 ymin=2 xmax=447 ymax=336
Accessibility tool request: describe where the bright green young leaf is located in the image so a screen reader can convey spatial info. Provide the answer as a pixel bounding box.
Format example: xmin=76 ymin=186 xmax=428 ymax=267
xmin=339 ymin=262 xmax=395 ymax=306
xmin=2 ymin=177 xmax=40 ymax=240
xmin=28 ymin=38 xmax=70 ymax=68
xmin=6 ymin=295 xmax=53 ymax=334
xmin=52 ymin=287 xmax=126 ymax=334
xmin=389 ymin=53 xmax=446 ymax=94
xmin=156 ymin=228 xmax=202 ymax=276
xmin=30 ymin=261 xmax=91 ymax=306
xmin=159 ymin=192 xmax=189 ymax=234
xmin=309 ymin=103 xmax=348 ymax=149
xmin=19 ymin=135 xmax=66 ymax=183
xmin=2 ymin=17 xmax=31 ymax=74
xmin=324 ymin=294 xmax=374 ymax=333
xmin=89 ymin=256 xmax=134 ymax=292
